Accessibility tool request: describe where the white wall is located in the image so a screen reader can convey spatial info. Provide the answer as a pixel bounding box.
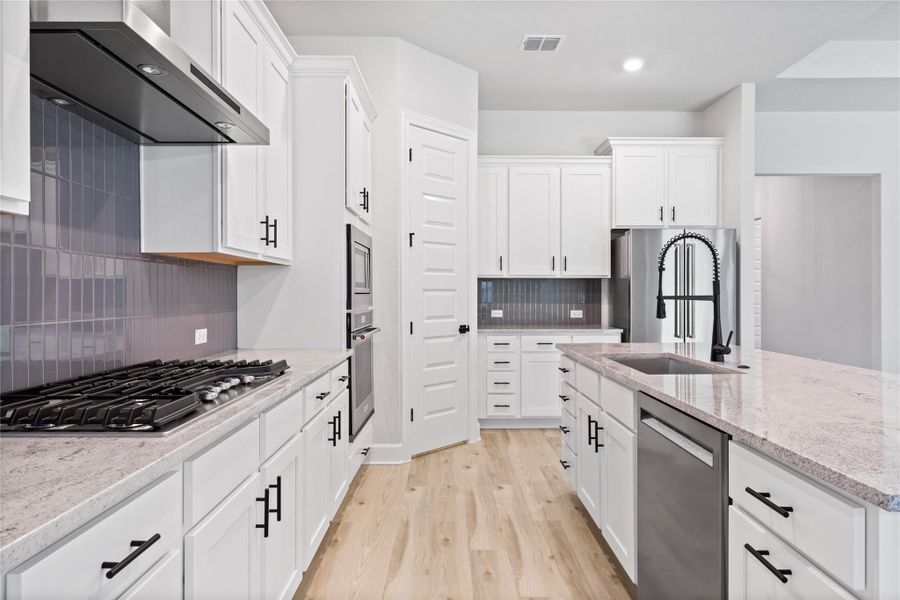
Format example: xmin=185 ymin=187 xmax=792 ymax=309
xmin=478 ymin=110 xmax=701 ymax=155
xmin=756 ymin=111 xmax=900 ymax=373
xmin=700 ymin=84 xmax=757 ymax=350
xmin=288 ymin=36 xmax=478 ymax=455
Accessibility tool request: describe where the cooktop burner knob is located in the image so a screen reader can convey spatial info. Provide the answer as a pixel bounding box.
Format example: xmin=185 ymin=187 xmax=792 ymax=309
xmin=217 ymin=380 xmax=233 ymax=390
xmin=226 ymin=377 xmax=241 ymax=386
xmin=240 ymin=375 xmax=255 ymax=384
xmin=199 ymin=390 xmax=220 ymax=402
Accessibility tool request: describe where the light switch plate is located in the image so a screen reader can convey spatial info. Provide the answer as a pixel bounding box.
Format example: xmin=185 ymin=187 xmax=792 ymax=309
xmin=570 ymin=309 xmax=583 ymax=319
xmin=194 ymin=328 xmax=208 ymax=345
xmin=491 ymin=309 xmax=503 ymax=318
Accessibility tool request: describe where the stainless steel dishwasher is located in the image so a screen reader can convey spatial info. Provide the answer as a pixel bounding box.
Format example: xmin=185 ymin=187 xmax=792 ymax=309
xmin=637 ymin=392 xmax=729 ymax=600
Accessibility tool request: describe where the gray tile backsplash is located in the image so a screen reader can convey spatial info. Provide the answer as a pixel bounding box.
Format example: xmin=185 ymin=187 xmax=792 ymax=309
xmin=478 ymin=278 xmax=608 ymax=329
xmin=0 ymin=95 xmax=237 ymax=392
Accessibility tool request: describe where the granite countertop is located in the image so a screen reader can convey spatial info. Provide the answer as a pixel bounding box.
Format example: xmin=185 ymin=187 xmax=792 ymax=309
xmin=0 ymin=348 xmax=351 ymax=571
xmin=557 ymin=342 xmax=900 ymax=512
xmin=479 ymin=327 xmax=624 ymax=335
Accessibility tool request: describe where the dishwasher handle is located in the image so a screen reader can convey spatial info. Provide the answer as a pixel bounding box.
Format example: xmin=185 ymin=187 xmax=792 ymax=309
xmin=641 ymin=416 xmax=714 ymax=468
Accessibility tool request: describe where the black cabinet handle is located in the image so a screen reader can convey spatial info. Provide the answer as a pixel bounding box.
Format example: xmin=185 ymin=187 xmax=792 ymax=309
xmin=101 ymin=533 xmax=161 ymax=579
xmin=359 ymin=188 xmax=367 ymax=209
xmin=327 ymin=416 xmax=337 ymax=446
xmin=271 ymin=218 xmax=278 ymax=248
xmin=558 ymin=367 xmax=569 ymax=373
xmin=537 ymin=342 xmax=554 ymax=346
xmin=558 ymin=394 xmax=569 ymax=402
xmin=559 ymin=459 xmax=571 ymax=470
xmin=361 ymin=447 xmax=370 ymax=456
xmin=552 ymin=256 xmax=556 ymax=271
xmin=499 ymin=255 xmax=503 ymax=271
xmin=256 ymin=488 xmax=271 ymax=538
xmin=268 ymin=476 xmax=282 ymax=522
xmin=659 ymin=206 xmax=664 ymax=222
xmin=744 ymin=544 xmax=792 ymax=583
xmin=563 ymin=256 xmax=567 ymax=272
xmin=559 ymin=425 xmax=570 ymax=434
xmin=365 ymin=189 xmax=370 ymax=212
xmin=338 ymin=375 xmax=349 ymax=382
xmin=493 ymin=381 xmax=511 ymax=385
xmin=316 ymin=391 xmax=331 ymax=401
xmin=671 ymin=206 xmax=676 ymax=222
xmin=493 ymin=342 xmax=510 ymax=346
xmin=588 ymin=416 xmax=604 ymax=453
xmin=745 ymin=487 xmax=794 ymax=518
xmin=493 ymin=361 xmax=510 ymax=365
xmin=337 ymin=410 xmax=342 ymax=441
xmin=493 ymin=403 xmax=511 ymax=408
xmin=260 ymin=215 xmax=271 ymax=245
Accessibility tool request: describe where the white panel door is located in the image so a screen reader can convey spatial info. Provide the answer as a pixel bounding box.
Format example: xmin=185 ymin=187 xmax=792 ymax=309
xmin=476 ymin=166 xmax=508 ymax=276
xmin=259 ymin=435 xmax=303 ymax=600
xmin=612 ymin=146 xmax=666 ymax=227
xmin=601 ymin=413 xmax=637 ymax=581
xmin=666 ymin=146 xmax=719 ymax=227
xmin=408 ymin=124 xmax=470 ymax=456
xmin=561 ymin=165 xmax=611 ymax=277
xmin=508 ymin=166 xmax=560 ymax=276
xmin=576 ymin=394 xmax=603 ymax=528
xmin=345 ymin=86 xmax=366 ymax=219
xmin=325 ymin=393 xmax=349 ymax=517
xmin=520 ymin=353 xmax=563 ymax=417
xmin=301 ymin=404 xmax=329 ymax=570
xmin=185 ymin=473 xmax=261 ymax=600
xmin=222 ymin=0 xmax=263 ymax=254
xmin=262 ymin=50 xmax=292 ymax=261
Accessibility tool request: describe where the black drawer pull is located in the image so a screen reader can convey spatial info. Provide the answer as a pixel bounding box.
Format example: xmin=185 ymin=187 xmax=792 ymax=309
xmin=493 ymin=342 xmax=510 ymax=346
xmin=537 ymin=342 xmax=554 ymax=345
xmin=493 ymin=361 xmax=511 ymax=365
xmin=493 ymin=404 xmax=511 ymax=408
xmin=559 ymin=459 xmax=571 ymax=470
xmin=316 ymin=391 xmax=331 ymax=400
xmin=558 ymin=367 xmax=569 ymax=373
xmin=101 ymin=533 xmax=161 ymax=579
xmin=493 ymin=381 xmax=510 ymax=385
xmin=745 ymin=487 xmax=793 ymax=518
xmin=559 ymin=425 xmax=570 ymax=434
xmin=361 ymin=447 xmax=370 ymax=456
xmin=559 ymin=394 xmax=569 ymax=402
xmin=744 ymin=544 xmax=792 ymax=583
xmin=338 ymin=375 xmax=349 ymax=382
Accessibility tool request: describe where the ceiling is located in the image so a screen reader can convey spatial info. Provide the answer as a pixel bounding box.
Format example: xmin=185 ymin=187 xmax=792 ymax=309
xmin=265 ymin=0 xmax=899 ymax=111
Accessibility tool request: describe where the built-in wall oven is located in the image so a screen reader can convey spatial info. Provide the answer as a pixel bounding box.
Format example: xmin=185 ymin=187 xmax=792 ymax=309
xmin=347 ymin=225 xmax=377 ymax=440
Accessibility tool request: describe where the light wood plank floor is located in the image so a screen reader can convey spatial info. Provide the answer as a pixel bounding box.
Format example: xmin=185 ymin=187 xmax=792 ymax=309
xmin=294 ymin=429 xmax=632 ymax=600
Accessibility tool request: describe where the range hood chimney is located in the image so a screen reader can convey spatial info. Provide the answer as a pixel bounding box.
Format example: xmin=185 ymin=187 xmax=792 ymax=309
xmin=29 ymin=0 xmax=269 ymax=145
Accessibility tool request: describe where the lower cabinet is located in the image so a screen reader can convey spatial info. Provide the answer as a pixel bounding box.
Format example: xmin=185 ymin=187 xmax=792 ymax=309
xmin=185 ymin=473 xmax=263 ymax=600
xmin=259 ymin=435 xmax=303 ymax=600
xmin=325 ymin=393 xmax=349 ymax=517
xmin=576 ymin=392 xmax=603 ymax=527
xmin=601 ymin=412 xmax=636 ymax=581
xmin=302 ymin=403 xmax=330 ymax=570
xmin=521 ymin=352 xmax=563 ymax=417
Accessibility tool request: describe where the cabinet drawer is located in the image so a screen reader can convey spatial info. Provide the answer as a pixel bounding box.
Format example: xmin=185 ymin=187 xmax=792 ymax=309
xmin=561 ymin=407 xmax=577 ymax=454
xmin=6 ymin=473 xmax=181 ymax=600
xmin=486 ymin=394 xmax=518 ymax=417
xmin=486 ymin=336 xmax=519 ymax=352
xmin=559 ymin=355 xmax=576 ymax=386
xmin=575 ymin=362 xmax=600 ymax=403
xmin=600 ymin=376 xmax=635 ymax=432
xmin=303 ymin=373 xmax=332 ymax=426
xmin=729 ymin=442 xmax=865 ymax=591
xmin=572 ymin=333 xmax=621 ymax=343
xmin=486 ymin=351 xmax=519 ymax=371
xmin=729 ymin=505 xmax=855 ymax=600
xmin=117 ymin=549 xmax=182 ymax=600
xmin=184 ymin=419 xmax=260 ymax=528
xmin=559 ymin=380 xmax=576 ymax=417
xmin=330 ymin=359 xmax=350 ymax=395
xmin=487 ymin=372 xmax=518 ymax=394
xmin=560 ymin=438 xmax=576 ymax=488
xmin=521 ymin=335 xmax=571 ymax=352
xmin=348 ymin=418 xmax=373 ymax=482
xmin=259 ymin=389 xmax=303 ymax=461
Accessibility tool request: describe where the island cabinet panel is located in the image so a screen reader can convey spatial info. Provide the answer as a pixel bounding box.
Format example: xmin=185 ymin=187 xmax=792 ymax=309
xmin=302 ymin=402 xmax=331 ymax=570
xmin=259 ymin=435 xmax=303 ymax=600
xmin=5 ymin=473 xmax=182 ymax=600
xmin=325 ymin=391 xmax=350 ymax=518
xmin=576 ymin=392 xmax=604 ymax=529
xmin=601 ymin=412 xmax=637 ymax=582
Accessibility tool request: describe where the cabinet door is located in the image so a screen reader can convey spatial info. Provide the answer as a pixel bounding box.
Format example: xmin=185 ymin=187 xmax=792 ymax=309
xmin=259 ymin=435 xmax=303 ymax=600
xmin=476 ymin=166 xmax=509 ymax=276
xmin=185 ymin=473 xmax=262 ymax=600
xmin=261 ymin=48 xmax=292 ymax=261
xmin=520 ymin=353 xmax=563 ymax=418
xmin=601 ymin=413 xmax=636 ymax=582
xmin=117 ymin=550 xmax=182 ymax=600
xmin=560 ymin=165 xmax=611 ymax=277
xmin=358 ymin=112 xmax=373 ymax=223
xmin=345 ymin=86 xmax=366 ymax=219
xmin=667 ymin=146 xmax=719 ymax=227
xmin=301 ymin=405 xmax=329 ymax=570
xmin=508 ymin=166 xmax=560 ymax=276
xmin=576 ymin=394 xmax=603 ymax=528
xmin=0 ymin=0 xmax=30 ymax=215
xmin=325 ymin=395 xmax=349 ymax=518
xmin=612 ymin=146 xmax=666 ymax=227
xmin=221 ymin=1 xmax=264 ymax=255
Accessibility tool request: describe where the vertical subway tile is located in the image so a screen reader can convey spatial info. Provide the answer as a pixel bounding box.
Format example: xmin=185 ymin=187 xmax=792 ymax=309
xmin=29 ymin=324 xmax=43 ymax=386
xmin=58 ymin=107 xmax=71 ymax=181
xmin=81 ymin=320 xmax=94 ymax=374
xmin=44 ymin=323 xmax=58 ymax=383
xmin=58 ymin=177 xmax=71 ymax=250
xmin=82 ymin=119 xmax=93 ymax=189
xmin=105 ymin=129 xmax=115 ymax=193
xmin=93 ymin=124 xmax=104 ymax=190
xmin=12 ymin=324 xmax=28 ymax=390
xmin=105 ymin=257 xmax=115 ymax=319
xmin=71 ymin=113 xmax=83 ymax=185
xmin=82 ymin=255 xmax=93 ymax=320
xmin=0 ymin=245 xmax=10 ymax=326
xmin=29 ymin=171 xmax=43 ymax=246
xmin=94 ymin=255 xmax=105 ymax=319
xmin=0 ymin=325 xmax=11 ymax=393
xmin=30 ymin=95 xmax=43 ymax=171
xmin=0 ymin=213 xmax=12 ymax=244
xmin=57 ymin=322 xmax=71 ymax=380
xmin=13 ymin=246 xmax=28 ymax=324
xmin=44 ymin=175 xmax=57 ymax=248
xmin=29 ymin=248 xmax=43 ymax=323
xmin=43 ymin=100 xmax=58 ymax=176
xmin=44 ymin=250 xmax=57 ymax=322
xmin=58 ymin=251 xmax=70 ymax=321
xmin=70 ymin=320 xmax=82 ymax=378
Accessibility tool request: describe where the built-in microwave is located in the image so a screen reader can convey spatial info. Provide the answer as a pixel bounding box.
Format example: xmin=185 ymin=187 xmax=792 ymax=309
xmin=347 ymin=225 xmax=373 ymax=332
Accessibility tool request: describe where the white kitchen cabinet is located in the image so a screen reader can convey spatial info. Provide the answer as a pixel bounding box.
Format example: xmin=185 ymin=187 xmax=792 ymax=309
xmin=508 ymin=166 xmax=561 ymax=276
xmin=117 ymin=550 xmax=183 ymax=600
xmin=185 ymin=473 xmax=262 ymax=600
xmin=596 ymin=138 xmax=723 ymax=229
xmin=346 ymin=84 xmax=373 ymax=223
xmin=601 ymin=412 xmax=636 ymax=581
xmin=259 ymin=435 xmax=303 ymax=600
xmin=301 ymin=402 xmax=330 ymax=570
xmin=560 ymin=165 xmax=611 ymax=277
xmin=521 ymin=352 xmax=565 ymax=418
xmin=576 ymin=393 xmax=603 ymax=528
xmin=0 ymin=0 xmax=30 ymax=215
xmin=260 ymin=47 xmax=292 ymax=261
xmin=477 ymin=166 xmax=509 ymax=276
xmin=325 ymin=392 xmax=349 ymax=518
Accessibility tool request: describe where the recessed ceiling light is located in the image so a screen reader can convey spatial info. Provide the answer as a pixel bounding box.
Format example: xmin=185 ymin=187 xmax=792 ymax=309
xmin=49 ymin=97 xmax=73 ymax=106
xmin=215 ymin=121 xmax=234 ymax=130
xmin=138 ymin=63 xmax=166 ymax=76
xmin=622 ymin=58 xmax=645 ymax=72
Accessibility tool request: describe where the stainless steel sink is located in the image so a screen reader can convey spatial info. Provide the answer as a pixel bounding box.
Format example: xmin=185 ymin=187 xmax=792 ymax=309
xmin=608 ymin=355 xmax=740 ymax=376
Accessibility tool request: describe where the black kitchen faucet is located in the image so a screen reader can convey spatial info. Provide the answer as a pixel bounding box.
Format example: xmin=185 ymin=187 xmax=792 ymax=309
xmin=656 ymin=232 xmax=733 ymax=362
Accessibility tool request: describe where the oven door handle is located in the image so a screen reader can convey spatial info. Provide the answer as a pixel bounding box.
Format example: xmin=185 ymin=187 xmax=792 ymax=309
xmin=351 ymin=326 xmax=381 ymax=343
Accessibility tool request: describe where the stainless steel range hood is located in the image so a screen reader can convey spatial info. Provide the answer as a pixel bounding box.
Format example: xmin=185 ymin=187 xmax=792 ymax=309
xmin=30 ymin=0 xmax=268 ymax=145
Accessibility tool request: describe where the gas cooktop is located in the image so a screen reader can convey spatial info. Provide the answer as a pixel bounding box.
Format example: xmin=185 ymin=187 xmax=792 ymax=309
xmin=0 ymin=358 xmax=289 ymax=435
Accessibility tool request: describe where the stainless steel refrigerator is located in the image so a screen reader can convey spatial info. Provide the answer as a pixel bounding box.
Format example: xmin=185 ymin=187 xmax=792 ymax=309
xmin=610 ymin=228 xmax=738 ymax=345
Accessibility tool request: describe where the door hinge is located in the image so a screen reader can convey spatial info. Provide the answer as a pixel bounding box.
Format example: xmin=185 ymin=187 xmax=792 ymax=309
xmin=409 ymin=232 xmax=414 ymax=247
xmin=410 ymin=321 xmax=414 ymax=335
xmin=409 ymin=148 xmax=412 ymax=162
xmin=410 ymin=408 xmax=414 ymax=422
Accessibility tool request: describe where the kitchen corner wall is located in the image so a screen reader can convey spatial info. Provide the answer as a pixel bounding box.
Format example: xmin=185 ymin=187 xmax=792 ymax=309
xmin=0 ymin=95 xmax=237 ymax=393
xmin=478 ymin=278 xmax=606 ymax=328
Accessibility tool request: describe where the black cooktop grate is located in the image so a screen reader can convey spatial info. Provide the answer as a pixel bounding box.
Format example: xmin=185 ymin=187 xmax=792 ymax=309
xmin=0 ymin=359 xmax=289 ymax=432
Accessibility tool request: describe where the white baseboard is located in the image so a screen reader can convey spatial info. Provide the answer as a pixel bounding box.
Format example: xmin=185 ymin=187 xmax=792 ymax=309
xmin=364 ymin=442 xmax=409 ymax=465
xmin=479 ymin=417 xmax=560 ymax=429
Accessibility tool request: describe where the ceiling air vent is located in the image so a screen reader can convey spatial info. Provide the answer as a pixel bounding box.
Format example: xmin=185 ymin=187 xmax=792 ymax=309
xmin=521 ymin=35 xmax=565 ymax=52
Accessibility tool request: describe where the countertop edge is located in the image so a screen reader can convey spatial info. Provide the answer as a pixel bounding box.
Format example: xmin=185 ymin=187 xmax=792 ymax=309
xmin=0 ymin=349 xmax=352 ymax=572
xmin=558 ymin=346 xmax=900 ymax=513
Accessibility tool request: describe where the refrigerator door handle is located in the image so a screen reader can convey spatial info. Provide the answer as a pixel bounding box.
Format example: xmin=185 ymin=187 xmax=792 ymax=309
xmin=674 ymin=245 xmax=681 ymax=339
xmin=686 ymin=242 xmax=695 ymax=339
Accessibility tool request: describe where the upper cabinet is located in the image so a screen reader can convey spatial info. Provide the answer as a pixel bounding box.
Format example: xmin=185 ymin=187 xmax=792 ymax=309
xmin=0 ymin=0 xmax=30 ymax=215
xmin=141 ymin=0 xmax=294 ymax=265
xmin=477 ymin=157 xmax=611 ymax=278
xmin=345 ymin=86 xmax=373 ymax=224
xmin=596 ymin=137 xmax=723 ymax=229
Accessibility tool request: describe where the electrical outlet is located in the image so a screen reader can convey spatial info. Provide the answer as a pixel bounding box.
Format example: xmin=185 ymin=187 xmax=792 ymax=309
xmin=194 ymin=328 xmax=208 ymax=345
xmin=569 ymin=309 xmax=583 ymax=319
xmin=491 ymin=309 xmax=503 ymax=318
